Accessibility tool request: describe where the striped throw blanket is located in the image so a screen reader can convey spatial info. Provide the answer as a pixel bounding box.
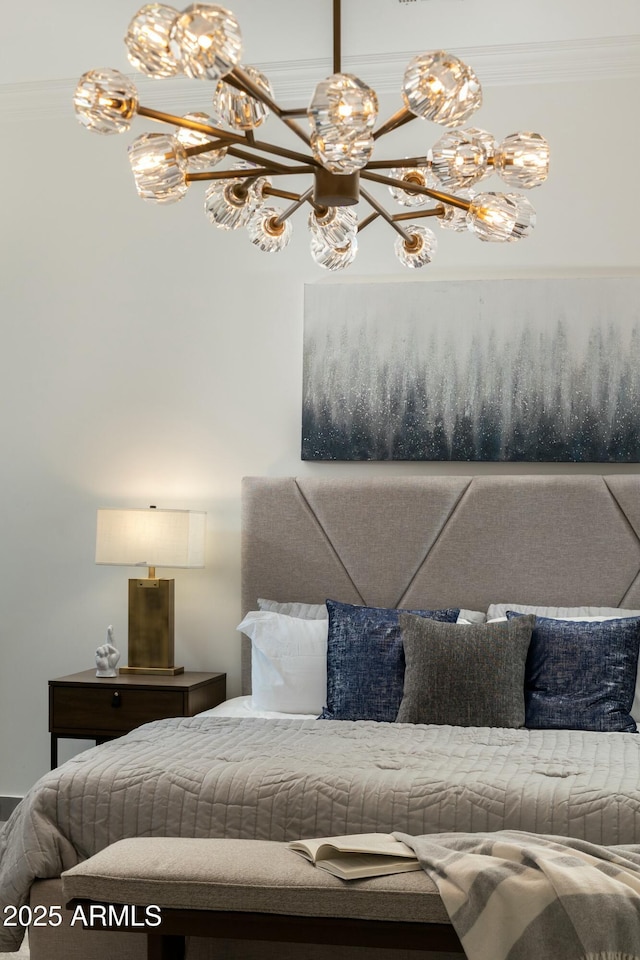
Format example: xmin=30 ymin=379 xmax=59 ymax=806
xmin=396 ymin=831 xmax=640 ymax=960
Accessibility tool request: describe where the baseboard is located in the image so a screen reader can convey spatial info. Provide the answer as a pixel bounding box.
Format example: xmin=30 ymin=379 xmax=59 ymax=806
xmin=0 ymin=795 xmax=22 ymax=819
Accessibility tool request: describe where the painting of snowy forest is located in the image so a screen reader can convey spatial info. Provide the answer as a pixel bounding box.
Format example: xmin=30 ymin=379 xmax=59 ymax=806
xmin=301 ymin=277 xmax=640 ymax=462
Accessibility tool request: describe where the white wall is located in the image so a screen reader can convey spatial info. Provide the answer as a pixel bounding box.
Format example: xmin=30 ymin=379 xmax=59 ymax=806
xmin=1 ymin=74 xmax=639 ymax=795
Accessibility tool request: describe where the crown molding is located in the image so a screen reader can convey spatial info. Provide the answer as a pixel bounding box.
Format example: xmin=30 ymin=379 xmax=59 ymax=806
xmin=2 ymin=34 xmax=639 ymax=123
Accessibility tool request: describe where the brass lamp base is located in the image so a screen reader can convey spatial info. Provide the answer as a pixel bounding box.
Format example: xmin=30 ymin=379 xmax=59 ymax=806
xmin=120 ymin=576 xmax=183 ymax=676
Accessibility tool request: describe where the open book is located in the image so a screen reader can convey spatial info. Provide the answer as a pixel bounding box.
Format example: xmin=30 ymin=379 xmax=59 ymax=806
xmin=287 ymin=832 xmax=421 ymax=880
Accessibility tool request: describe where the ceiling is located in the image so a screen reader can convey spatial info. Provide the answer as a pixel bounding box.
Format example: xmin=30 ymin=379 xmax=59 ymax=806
xmin=2 ymin=0 xmax=640 ymax=120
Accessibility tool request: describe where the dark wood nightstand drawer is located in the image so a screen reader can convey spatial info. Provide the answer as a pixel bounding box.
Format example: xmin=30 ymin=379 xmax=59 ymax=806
xmin=48 ymin=669 xmax=226 ymax=768
xmin=51 ymin=686 xmax=184 ymax=733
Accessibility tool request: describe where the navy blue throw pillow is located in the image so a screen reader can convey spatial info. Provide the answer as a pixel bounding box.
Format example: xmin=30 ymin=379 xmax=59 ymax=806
xmin=320 ymin=599 xmax=460 ymax=722
xmin=506 ymin=612 xmax=640 ymax=732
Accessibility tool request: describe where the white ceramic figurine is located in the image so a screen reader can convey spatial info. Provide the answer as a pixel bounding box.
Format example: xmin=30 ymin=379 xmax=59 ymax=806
xmin=95 ymin=625 xmax=120 ymax=677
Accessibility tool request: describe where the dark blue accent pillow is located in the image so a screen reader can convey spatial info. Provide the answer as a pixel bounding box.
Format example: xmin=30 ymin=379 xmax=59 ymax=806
xmin=320 ymin=599 xmax=460 ymax=722
xmin=506 ymin=612 xmax=640 ymax=732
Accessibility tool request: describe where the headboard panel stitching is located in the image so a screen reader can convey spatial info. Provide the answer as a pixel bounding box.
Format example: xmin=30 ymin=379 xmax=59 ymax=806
xmin=603 ymin=478 xmax=640 ymax=547
xmin=294 ymin=478 xmax=365 ymax=606
xmin=601 ymin=479 xmax=640 ymax=605
xmin=619 ymin=569 xmax=640 ymax=608
xmin=396 ymin=478 xmax=473 ymax=609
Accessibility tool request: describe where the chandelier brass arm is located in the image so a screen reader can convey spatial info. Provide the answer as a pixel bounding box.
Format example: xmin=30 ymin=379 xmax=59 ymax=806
xmin=360 ymin=188 xmax=413 ymax=243
xmin=224 ymin=145 xmax=302 ymax=173
xmin=137 ymin=104 xmax=321 ymax=167
xmin=264 ymin=186 xmax=308 ymax=202
xmin=394 ymin=207 xmax=445 ymax=222
xmin=231 ymin=67 xmax=312 ymax=147
xmin=361 ymin=170 xmax=472 ymax=213
xmin=373 ymin=107 xmax=415 ymax=141
xmin=272 ymin=187 xmax=316 ymax=228
xmin=137 ymin=104 xmax=231 ymax=136
xmin=359 ymin=204 xmax=445 ymax=234
xmin=185 ymin=165 xmax=315 ymax=183
xmin=364 ymin=158 xmax=430 ymax=170
xmin=184 ymin=139 xmax=231 ymax=157
xmin=185 ymin=140 xmax=286 ymax=173
xmin=278 ymin=108 xmax=310 ymax=119
xmin=358 ymin=212 xmax=380 ymax=231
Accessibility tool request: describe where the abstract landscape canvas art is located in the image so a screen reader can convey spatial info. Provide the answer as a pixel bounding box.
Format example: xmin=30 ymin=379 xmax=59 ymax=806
xmin=302 ymin=277 xmax=640 ymax=462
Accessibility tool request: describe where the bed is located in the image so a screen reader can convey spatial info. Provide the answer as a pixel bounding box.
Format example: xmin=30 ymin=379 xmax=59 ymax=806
xmin=3 ymin=474 xmax=640 ymax=960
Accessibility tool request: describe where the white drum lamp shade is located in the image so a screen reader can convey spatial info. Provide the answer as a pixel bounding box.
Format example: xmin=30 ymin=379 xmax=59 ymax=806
xmin=95 ymin=508 xmax=206 ymax=569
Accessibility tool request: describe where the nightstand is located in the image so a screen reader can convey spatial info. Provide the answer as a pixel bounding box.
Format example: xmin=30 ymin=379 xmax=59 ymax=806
xmin=49 ymin=669 xmax=226 ymax=768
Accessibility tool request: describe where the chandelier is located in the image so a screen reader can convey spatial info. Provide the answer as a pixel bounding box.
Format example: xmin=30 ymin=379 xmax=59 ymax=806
xmin=73 ymin=1 xmax=550 ymax=271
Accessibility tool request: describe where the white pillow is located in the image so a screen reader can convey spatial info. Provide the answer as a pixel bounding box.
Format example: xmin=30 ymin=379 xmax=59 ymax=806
xmin=489 ymin=605 xmax=640 ymax=723
xmin=487 ymin=603 xmax=640 ymax=620
xmin=258 ymin=598 xmax=328 ymax=619
xmin=457 ymin=609 xmax=487 ymax=623
xmin=237 ymin=611 xmax=327 ymax=715
xmin=198 ymin=695 xmax=317 ymax=721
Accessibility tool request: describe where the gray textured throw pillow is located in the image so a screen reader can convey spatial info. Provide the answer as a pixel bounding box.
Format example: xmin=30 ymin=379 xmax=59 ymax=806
xmin=396 ymin=614 xmax=536 ymax=728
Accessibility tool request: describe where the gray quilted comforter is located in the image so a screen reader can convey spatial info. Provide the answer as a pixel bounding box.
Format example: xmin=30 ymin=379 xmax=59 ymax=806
xmin=2 ymin=715 xmax=640 ymax=950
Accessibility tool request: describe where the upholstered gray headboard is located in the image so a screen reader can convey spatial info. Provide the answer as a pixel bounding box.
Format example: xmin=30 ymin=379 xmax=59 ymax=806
xmin=240 ymin=475 xmax=640 ymax=693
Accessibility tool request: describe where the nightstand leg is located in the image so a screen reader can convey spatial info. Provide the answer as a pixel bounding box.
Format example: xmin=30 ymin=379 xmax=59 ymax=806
xmin=50 ymin=735 xmax=58 ymax=769
xmin=148 ymin=934 xmax=185 ymax=960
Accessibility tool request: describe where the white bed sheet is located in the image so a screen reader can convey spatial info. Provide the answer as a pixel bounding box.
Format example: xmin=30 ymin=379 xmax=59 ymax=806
xmin=197 ymin=695 xmax=318 ymax=720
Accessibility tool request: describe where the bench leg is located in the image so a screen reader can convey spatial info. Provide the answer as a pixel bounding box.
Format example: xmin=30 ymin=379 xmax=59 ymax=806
xmin=148 ymin=933 xmax=186 ymax=960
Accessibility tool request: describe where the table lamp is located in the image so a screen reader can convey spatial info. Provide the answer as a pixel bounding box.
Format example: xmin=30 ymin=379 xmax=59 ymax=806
xmin=95 ymin=506 xmax=206 ymax=675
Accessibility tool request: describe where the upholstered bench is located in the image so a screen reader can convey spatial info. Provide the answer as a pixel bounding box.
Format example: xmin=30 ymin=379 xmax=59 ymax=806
xmin=61 ymin=837 xmax=464 ymax=960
